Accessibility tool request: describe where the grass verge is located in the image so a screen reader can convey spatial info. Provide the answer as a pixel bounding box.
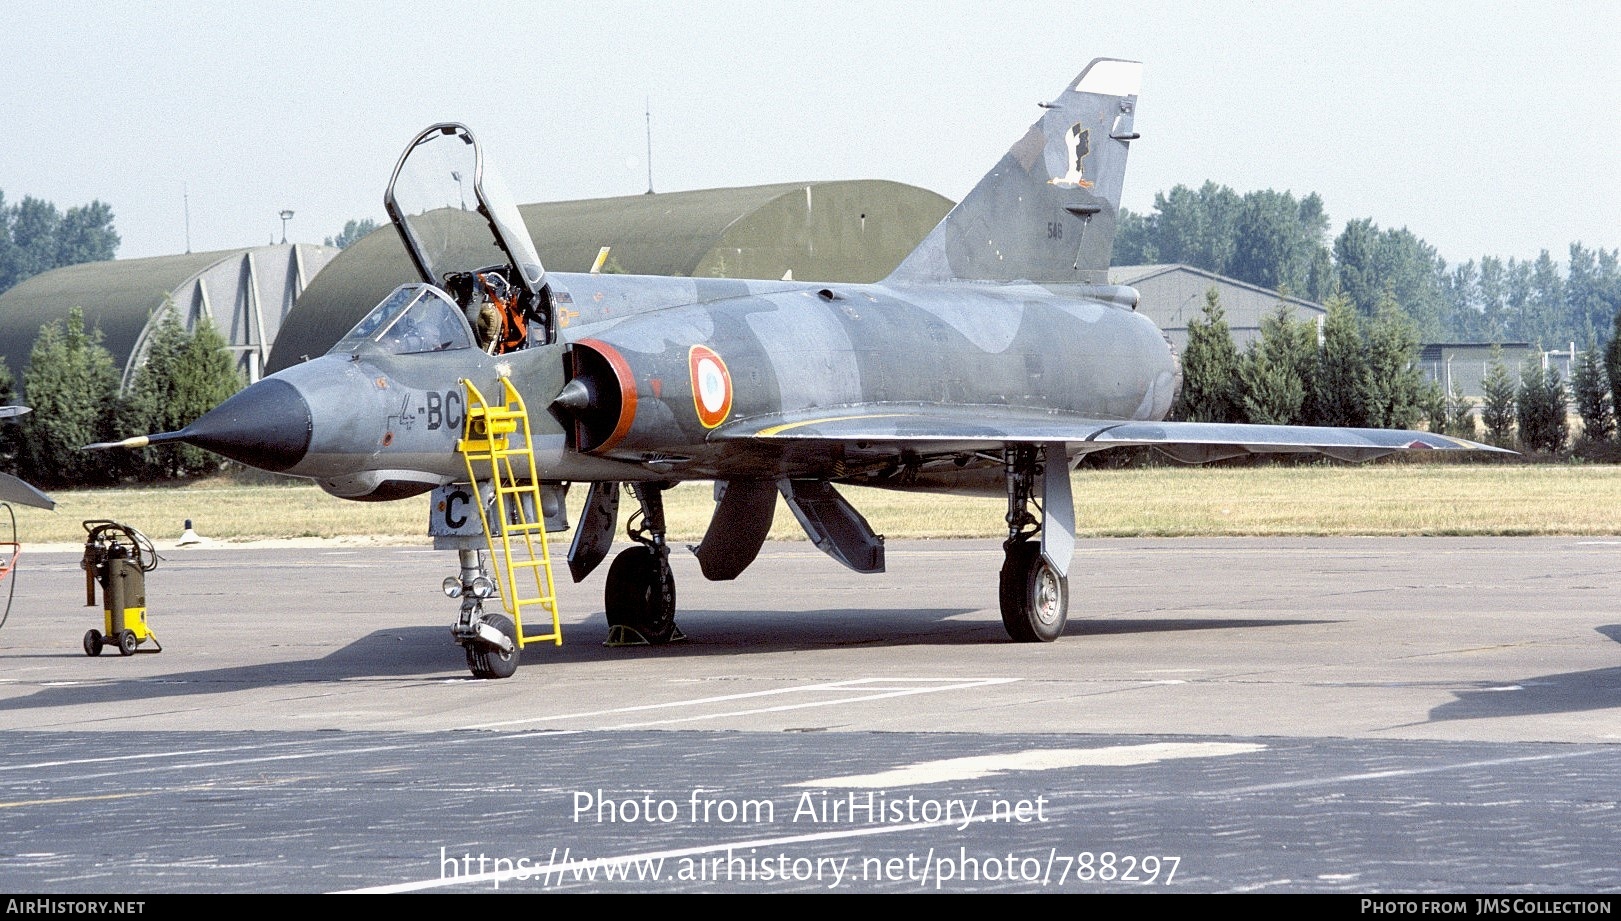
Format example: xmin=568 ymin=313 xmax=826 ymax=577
xmin=9 ymin=463 xmax=1620 ymax=546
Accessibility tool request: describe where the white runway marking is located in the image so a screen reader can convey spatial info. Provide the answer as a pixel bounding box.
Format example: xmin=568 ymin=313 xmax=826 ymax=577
xmin=458 ymin=678 xmax=1018 ymax=731
xmin=1211 ymin=749 xmax=1604 ymax=797
xmin=0 ymin=740 xmax=315 ymax=773
xmin=0 ymin=737 xmax=496 ymax=785
xmin=792 ymin=742 xmax=1267 ymax=787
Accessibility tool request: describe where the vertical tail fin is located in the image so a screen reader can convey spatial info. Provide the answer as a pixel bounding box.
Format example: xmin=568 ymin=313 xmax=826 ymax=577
xmin=886 ymin=59 xmax=1142 ymax=285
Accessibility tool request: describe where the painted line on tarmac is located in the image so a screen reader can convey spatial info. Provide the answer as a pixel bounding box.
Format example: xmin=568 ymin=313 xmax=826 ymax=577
xmin=0 ymin=790 xmax=155 ymax=809
xmin=0 ymin=739 xmax=319 ymax=773
xmin=793 ymin=742 xmax=1268 ymax=787
xmin=0 ymin=737 xmax=497 ymax=785
xmin=459 ymin=677 xmax=1018 ymax=731
xmin=1208 ymin=748 xmax=1608 ymax=796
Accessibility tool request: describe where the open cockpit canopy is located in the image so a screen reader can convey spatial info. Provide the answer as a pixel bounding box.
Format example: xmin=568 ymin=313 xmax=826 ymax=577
xmin=384 ymin=123 xmax=551 ymax=344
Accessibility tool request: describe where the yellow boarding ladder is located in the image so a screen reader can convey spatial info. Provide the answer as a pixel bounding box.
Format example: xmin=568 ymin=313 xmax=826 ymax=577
xmin=457 ymin=376 xmax=562 ymax=650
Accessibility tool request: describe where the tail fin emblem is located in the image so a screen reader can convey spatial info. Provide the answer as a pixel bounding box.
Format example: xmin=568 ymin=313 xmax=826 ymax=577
xmin=1049 ymin=124 xmax=1094 ymax=188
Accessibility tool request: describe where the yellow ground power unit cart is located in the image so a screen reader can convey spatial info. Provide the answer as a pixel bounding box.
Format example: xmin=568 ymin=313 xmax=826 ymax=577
xmin=80 ymin=520 xmax=161 ymax=656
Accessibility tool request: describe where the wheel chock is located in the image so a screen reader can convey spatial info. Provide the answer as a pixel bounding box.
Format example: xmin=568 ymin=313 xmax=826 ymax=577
xmin=604 ymin=624 xmax=687 ymax=647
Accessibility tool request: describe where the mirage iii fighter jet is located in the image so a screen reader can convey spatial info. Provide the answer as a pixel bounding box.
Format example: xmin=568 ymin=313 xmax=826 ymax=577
xmin=91 ymin=59 xmax=1500 ymax=678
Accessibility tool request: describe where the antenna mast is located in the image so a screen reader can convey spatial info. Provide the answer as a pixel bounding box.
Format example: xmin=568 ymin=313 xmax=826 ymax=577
xmin=645 ymin=98 xmax=654 ymax=195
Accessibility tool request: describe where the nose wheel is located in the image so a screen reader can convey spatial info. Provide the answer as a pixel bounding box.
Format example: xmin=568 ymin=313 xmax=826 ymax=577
xmin=464 ymin=612 xmax=519 ymax=679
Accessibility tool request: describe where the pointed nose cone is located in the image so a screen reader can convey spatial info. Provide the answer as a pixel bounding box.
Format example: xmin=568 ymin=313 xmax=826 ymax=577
xmin=181 ymin=378 xmax=312 ymax=472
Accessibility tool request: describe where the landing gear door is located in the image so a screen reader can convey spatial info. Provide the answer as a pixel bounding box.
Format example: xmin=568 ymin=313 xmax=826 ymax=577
xmin=384 ymin=123 xmax=553 ymax=343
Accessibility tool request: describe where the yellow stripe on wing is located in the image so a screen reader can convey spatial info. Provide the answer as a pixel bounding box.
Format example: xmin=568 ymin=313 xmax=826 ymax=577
xmin=754 ymin=413 xmax=912 ymax=437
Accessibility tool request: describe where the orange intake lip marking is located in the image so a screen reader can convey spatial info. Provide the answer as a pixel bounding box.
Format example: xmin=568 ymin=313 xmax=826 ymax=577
xmin=689 ymin=345 xmax=733 ymax=429
xmin=576 ymin=338 xmax=638 ymax=453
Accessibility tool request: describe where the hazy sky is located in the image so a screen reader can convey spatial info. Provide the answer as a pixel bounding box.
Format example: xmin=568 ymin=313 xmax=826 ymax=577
xmin=4 ymin=1 xmax=1616 ymax=268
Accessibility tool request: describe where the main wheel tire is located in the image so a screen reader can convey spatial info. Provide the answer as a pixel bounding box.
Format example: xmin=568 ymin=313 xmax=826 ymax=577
xmin=604 ymin=546 xmax=676 ymax=644
xmin=999 ymin=542 xmax=1068 ymax=643
xmin=467 ymin=612 xmax=519 ymax=680
xmin=83 ymin=629 xmax=103 ymax=657
xmin=118 ymin=629 xmax=139 ymax=656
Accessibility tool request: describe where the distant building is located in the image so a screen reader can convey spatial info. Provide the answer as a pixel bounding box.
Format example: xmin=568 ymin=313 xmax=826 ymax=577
xmin=1107 ymin=264 xmax=1326 ymax=353
xmin=0 ymin=244 xmax=338 ymax=395
xmin=1418 ymin=343 xmax=1537 ymax=400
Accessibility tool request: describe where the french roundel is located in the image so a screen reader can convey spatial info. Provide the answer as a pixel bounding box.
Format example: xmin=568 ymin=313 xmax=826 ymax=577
xmin=688 ymin=345 xmax=733 ymax=429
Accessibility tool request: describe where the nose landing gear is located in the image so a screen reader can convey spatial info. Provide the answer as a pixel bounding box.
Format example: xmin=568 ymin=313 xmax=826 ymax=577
xmin=446 ymin=548 xmax=519 ymax=679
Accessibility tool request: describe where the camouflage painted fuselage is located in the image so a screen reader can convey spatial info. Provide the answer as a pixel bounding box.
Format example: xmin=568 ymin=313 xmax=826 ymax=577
xmin=259 ymin=271 xmax=1176 ymax=498
xmin=547 ymin=272 xmax=1178 ymax=479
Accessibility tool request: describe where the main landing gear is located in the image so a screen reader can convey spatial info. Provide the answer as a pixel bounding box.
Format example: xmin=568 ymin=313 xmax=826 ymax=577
xmin=999 ymin=445 xmax=1070 ymax=642
xmin=604 ymin=484 xmax=682 ymax=645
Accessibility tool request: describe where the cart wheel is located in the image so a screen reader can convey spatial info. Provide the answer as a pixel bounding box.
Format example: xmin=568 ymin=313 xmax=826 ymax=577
xmin=118 ymin=629 xmax=138 ymax=656
xmin=83 ymin=629 xmax=103 ymax=657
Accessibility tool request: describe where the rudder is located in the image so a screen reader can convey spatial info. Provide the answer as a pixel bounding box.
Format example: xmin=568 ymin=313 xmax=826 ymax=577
xmin=887 ymin=59 xmax=1142 ymax=285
